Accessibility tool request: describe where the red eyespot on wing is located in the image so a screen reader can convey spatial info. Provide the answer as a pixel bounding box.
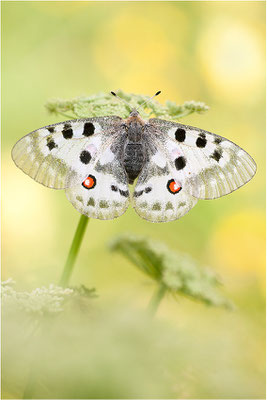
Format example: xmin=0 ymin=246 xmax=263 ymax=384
xmin=167 ymin=179 xmax=182 ymax=194
xmin=82 ymin=175 xmax=96 ymax=190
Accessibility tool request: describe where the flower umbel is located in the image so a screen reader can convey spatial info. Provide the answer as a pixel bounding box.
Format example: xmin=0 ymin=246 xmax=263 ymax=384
xmin=45 ymin=90 xmax=209 ymax=120
xmin=1 ymin=279 xmax=96 ymax=317
xmin=110 ymin=234 xmax=233 ymax=312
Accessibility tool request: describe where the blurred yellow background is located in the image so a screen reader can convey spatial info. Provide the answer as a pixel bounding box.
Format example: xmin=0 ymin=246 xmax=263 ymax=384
xmin=2 ymin=1 xmax=265 ymax=399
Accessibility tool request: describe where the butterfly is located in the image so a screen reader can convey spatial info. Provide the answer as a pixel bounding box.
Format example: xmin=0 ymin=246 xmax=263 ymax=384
xmin=12 ymin=92 xmax=256 ymax=223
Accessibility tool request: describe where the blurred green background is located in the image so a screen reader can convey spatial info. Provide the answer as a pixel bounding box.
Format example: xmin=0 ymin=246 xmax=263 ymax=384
xmin=2 ymin=1 xmax=265 ymax=399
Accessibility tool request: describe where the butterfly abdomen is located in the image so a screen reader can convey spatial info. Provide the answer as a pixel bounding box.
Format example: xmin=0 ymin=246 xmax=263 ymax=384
xmin=122 ymin=117 xmax=145 ymax=184
xmin=124 ymin=143 xmax=144 ymax=184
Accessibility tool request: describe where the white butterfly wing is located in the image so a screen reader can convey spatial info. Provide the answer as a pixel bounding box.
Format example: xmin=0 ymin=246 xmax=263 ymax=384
xmin=149 ymin=118 xmax=257 ymax=199
xmin=11 ymin=117 xmax=122 ymax=189
xmin=133 ymin=119 xmax=256 ymax=223
xmin=132 ymin=142 xmax=198 ymax=223
xmin=12 ymin=117 xmax=131 ymax=220
xmin=65 ymin=147 xmax=130 ymax=219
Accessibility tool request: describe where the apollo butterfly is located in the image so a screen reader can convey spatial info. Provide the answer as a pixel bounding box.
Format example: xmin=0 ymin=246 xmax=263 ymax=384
xmin=12 ymin=92 xmax=256 ymax=222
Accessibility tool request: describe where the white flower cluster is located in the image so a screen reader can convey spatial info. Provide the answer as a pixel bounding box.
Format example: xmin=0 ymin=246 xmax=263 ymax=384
xmin=1 ymin=279 xmax=73 ymax=315
xmin=45 ymin=90 xmax=210 ymax=121
xmin=183 ymin=100 xmax=210 ymax=113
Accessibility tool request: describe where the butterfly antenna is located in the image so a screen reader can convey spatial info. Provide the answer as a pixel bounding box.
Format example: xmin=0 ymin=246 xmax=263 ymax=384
xmin=136 ymin=91 xmax=161 ymax=111
xmin=110 ymin=91 xmax=133 ymax=109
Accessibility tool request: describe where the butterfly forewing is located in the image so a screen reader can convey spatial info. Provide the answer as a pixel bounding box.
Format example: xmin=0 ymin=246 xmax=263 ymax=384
xmin=11 ymin=117 xmax=122 ymax=189
xmin=148 ymin=118 xmax=257 ymax=200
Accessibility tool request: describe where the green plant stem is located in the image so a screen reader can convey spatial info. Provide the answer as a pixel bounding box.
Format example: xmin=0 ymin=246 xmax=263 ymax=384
xmin=23 ymin=368 xmax=38 ymax=400
xmin=59 ymin=214 xmax=89 ymax=287
xmin=58 ymin=111 xmax=77 ymax=119
xmin=148 ymin=284 xmax=167 ymax=316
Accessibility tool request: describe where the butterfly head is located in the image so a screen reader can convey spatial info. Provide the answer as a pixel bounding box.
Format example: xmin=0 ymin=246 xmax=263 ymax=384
xmin=125 ymin=110 xmax=145 ymax=140
xmin=111 ymin=90 xmax=161 ymax=117
xmin=127 ymin=108 xmax=145 ymax=125
xmin=129 ymin=109 xmax=139 ymax=117
xmin=111 ymin=90 xmax=161 ymax=139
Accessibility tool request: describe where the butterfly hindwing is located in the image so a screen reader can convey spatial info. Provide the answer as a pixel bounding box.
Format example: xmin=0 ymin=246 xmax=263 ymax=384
xmin=132 ymin=134 xmax=198 ymax=223
xmin=65 ymin=163 xmax=130 ymax=220
xmin=65 ymin=137 xmax=130 ymax=219
xmin=148 ymin=118 xmax=257 ymax=199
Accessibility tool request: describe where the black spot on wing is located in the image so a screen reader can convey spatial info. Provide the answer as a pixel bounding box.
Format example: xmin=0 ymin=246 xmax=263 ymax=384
xmin=46 ymin=137 xmax=58 ymax=151
xmin=196 ymin=133 xmax=207 ymax=148
xmin=47 ymin=127 xmax=55 ymax=133
xmin=175 ymin=128 xmax=186 ymax=142
xmin=214 ymin=137 xmax=222 ymax=144
xmin=62 ymin=124 xmax=73 ymax=139
xmin=111 ymin=185 xmax=118 ymax=192
xmin=119 ymin=189 xmax=129 ymax=197
xmin=134 ymin=190 xmax=143 ymax=198
xmin=210 ymin=149 xmax=222 ymax=162
xmin=80 ymin=150 xmax=91 ymax=164
xmin=83 ymin=122 xmax=95 ymax=137
xmin=175 ymin=156 xmax=186 ymax=170
xmin=134 ymin=187 xmax=152 ymax=197
xmin=111 ymin=185 xmax=129 ymax=197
